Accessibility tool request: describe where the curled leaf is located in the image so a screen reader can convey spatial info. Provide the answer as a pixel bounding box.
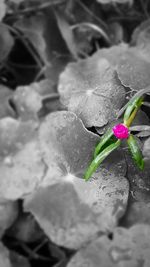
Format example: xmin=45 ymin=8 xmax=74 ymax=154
xmin=127 ymin=134 xmax=144 ymax=170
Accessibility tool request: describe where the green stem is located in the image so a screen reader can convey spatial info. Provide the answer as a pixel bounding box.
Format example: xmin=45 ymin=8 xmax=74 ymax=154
xmin=124 ymin=97 xmax=144 ymax=127
xmin=125 ymin=106 xmax=140 ymax=128
xmin=94 ymin=128 xmax=113 ymax=158
xmin=84 ymin=140 xmax=121 ymax=181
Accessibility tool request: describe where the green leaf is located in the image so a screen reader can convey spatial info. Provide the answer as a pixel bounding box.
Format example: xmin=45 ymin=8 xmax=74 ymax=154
xmin=84 ymin=140 xmax=121 ymax=181
xmin=127 ymin=134 xmax=144 ymax=170
xmin=123 ymin=97 xmax=144 ymax=125
xmin=94 ymin=128 xmax=114 ymax=158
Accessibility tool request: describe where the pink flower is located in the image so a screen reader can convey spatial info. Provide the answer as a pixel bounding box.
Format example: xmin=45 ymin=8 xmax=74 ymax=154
xmin=112 ymin=123 xmax=129 ymax=139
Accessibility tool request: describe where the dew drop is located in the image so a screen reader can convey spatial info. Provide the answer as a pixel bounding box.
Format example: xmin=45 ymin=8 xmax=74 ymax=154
xmin=109 ymin=247 xmax=132 ymax=263
xmin=4 ymin=156 xmax=14 ymax=167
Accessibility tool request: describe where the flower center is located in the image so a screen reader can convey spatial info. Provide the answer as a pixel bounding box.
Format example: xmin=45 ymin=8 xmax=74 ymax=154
xmin=112 ymin=124 xmax=129 ymax=139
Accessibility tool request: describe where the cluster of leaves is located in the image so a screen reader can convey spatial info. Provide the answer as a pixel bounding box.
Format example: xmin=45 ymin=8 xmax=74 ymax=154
xmin=0 ymin=0 xmax=150 ymax=267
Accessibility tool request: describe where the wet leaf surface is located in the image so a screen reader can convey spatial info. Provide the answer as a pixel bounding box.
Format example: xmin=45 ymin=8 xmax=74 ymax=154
xmin=92 ymin=44 xmax=150 ymax=91
xmin=12 ymin=84 xmax=43 ymax=121
xmin=125 ymin=150 xmax=150 ymax=203
xmin=12 ymin=79 xmax=61 ymax=120
xmin=24 ymin=111 xmax=128 ymax=249
xmin=1 ymin=2 xmax=150 ymax=266
xmin=0 ymin=118 xmax=45 ymax=200
xmin=58 ymin=42 xmax=150 ymax=126
xmin=116 ymin=47 xmax=150 ymax=91
xmin=67 ymin=224 xmax=150 ymax=267
xmin=58 ymin=58 xmax=125 ymax=127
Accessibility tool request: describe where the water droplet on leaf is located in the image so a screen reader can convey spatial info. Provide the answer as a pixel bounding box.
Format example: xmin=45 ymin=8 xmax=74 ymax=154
xmin=109 ymin=246 xmax=132 ymax=263
xmin=4 ymin=156 xmax=14 ymax=167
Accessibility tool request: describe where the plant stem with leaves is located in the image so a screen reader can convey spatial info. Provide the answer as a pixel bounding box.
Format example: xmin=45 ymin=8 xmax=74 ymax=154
xmin=84 ymin=96 xmax=145 ymax=181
